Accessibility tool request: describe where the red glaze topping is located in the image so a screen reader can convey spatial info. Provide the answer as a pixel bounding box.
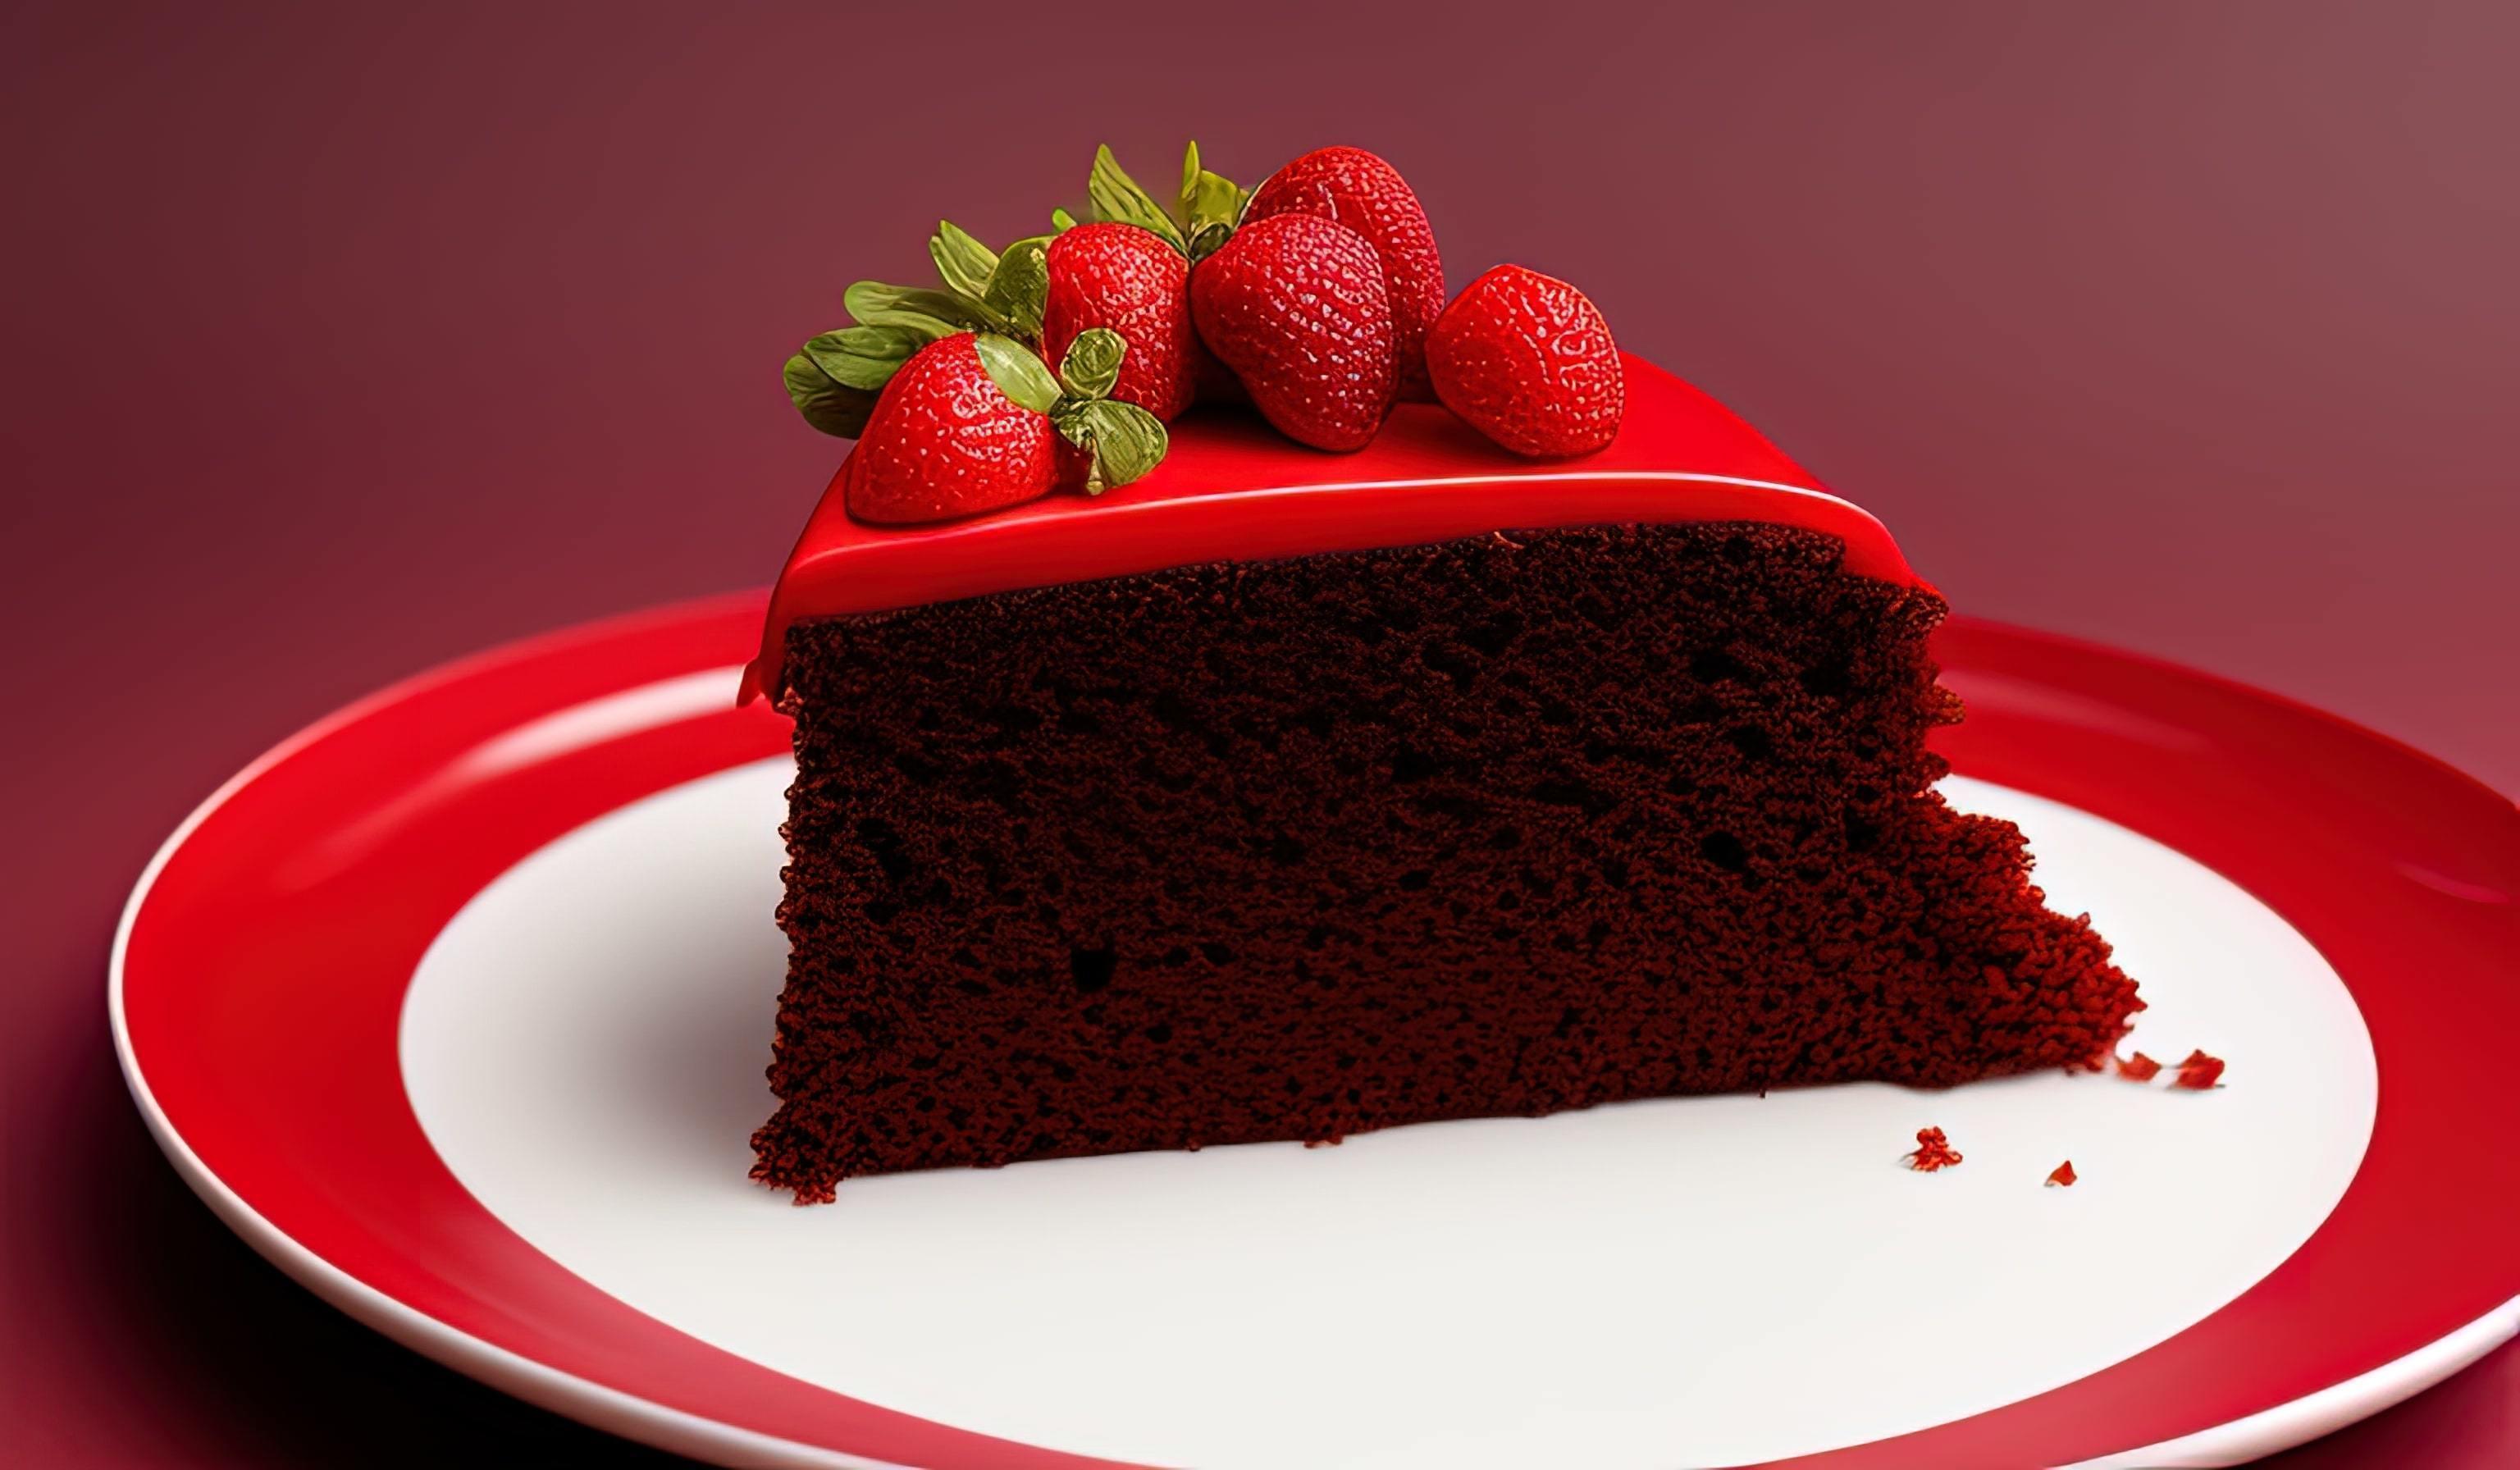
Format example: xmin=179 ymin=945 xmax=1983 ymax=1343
xmin=743 ymin=354 xmax=1924 ymax=704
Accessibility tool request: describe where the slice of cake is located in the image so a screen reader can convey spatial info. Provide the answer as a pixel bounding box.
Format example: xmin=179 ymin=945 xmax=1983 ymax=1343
xmin=742 ymin=358 xmax=2139 ymax=1201
xmin=746 ymin=143 xmax=2139 ymax=1200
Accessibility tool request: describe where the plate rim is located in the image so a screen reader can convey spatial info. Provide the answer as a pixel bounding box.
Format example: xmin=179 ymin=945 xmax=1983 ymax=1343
xmin=109 ymin=592 xmax=2520 ymax=1468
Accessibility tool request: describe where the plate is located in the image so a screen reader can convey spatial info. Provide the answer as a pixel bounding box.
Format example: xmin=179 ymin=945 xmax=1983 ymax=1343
xmin=112 ymin=594 xmax=2519 ymax=1468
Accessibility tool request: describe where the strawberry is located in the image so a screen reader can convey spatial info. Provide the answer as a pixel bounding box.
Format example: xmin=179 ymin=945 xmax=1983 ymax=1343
xmin=1425 ymin=265 xmax=1624 ymax=457
xmin=783 ymin=214 xmax=1175 ymax=523
xmin=1243 ymin=146 xmax=1445 ymax=401
xmin=840 ymin=331 xmax=1171 ymax=523
xmin=1189 ymin=212 xmax=1397 ymax=451
xmin=843 ymin=333 xmax=1061 ymax=525
xmin=1042 ymin=222 xmax=1197 ymax=422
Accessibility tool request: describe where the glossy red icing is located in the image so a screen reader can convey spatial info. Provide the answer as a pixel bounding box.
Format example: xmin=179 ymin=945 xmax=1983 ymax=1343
xmin=742 ymin=354 xmax=1923 ymax=703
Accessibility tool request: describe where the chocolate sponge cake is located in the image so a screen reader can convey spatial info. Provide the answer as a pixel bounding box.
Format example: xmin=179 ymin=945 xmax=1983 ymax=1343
xmin=742 ymin=358 xmax=2140 ymax=1201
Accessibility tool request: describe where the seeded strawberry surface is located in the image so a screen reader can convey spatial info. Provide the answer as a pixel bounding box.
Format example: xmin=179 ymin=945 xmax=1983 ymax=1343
xmin=1043 ymin=223 xmax=1198 ymax=422
xmin=1244 ymin=146 xmax=1446 ymax=401
xmin=1191 ymin=212 xmax=1397 ymax=452
xmin=1427 ymin=264 xmax=1626 ymax=458
xmin=844 ymin=333 xmax=1060 ymax=525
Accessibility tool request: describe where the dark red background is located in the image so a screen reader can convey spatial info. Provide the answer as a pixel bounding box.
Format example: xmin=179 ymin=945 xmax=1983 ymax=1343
xmin=5 ymin=1 xmax=2512 ymax=1463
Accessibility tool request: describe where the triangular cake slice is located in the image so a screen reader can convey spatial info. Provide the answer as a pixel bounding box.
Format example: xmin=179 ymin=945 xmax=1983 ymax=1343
xmin=745 ymin=355 xmax=2140 ymax=1201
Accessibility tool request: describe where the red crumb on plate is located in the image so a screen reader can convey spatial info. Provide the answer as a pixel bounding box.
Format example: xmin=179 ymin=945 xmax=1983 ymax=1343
xmin=2172 ymin=1049 xmax=2227 ymax=1089
xmin=2114 ymin=1051 xmax=2163 ymax=1081
xmin=2047 ymin=1160 xmax=2078 ymax=1187
xmin=1907 ymin=1125 xmax=1963 ymax=1171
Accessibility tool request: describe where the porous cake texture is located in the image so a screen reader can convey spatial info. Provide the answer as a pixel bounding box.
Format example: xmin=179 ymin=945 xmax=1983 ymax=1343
xmin=753 ymin=523 xmax=2139 ymax=1201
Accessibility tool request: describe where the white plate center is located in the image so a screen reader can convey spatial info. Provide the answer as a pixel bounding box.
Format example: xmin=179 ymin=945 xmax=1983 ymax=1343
xmin=403 ymin=760 xmax=2374 ymax=1468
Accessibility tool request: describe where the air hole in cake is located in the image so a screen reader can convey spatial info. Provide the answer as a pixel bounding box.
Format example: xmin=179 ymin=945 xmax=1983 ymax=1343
xmin=1391 ymin=746 xmax=1445 ymax=783
xmin=1420 ymin=641 xmax=1479 ymax=690
xmin=1151 ymin=689 xmax=1203 ymax=733
xmin=1726 ymin=724 xmax=1774 ymax=760
xmin=981 ymin=702 xmax=1043 ymax=738
xmin=1414 ymin=791 xmax=1487 ymax=821
xmin=1801 ymin=658 xmax=1852 ymax=699
xmin=1691 ymin=648 xmax=1747 ymax=683
xmin=1527 ymin=778 xmax=1608 ymax=813
xmin=1701 ymin=830 xmax=1751 ymax=873
xmin=1462 ymin=610 xmax=1525 ymax=657
xmin=1068 ymin=945 xmax=1116 ymax=993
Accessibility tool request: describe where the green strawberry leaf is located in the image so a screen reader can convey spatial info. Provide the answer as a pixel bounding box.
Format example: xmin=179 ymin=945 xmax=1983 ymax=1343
xmin=1185 ymin=221 xmax=1235 ymax=266
xmin=800 ymin=324 xmax=928 ymax=391
xmin=984 ymin=235 xmax=1052 ymax=339
xmin=1050 ymin=206 xmax=1079 ymax=232
xmin=1051 ymin=397 xmax=1167 ymax=495
xmin=1057 ymin=326 xmax=1126 ymax=400
xmin=844 ymin=280 xmax=1007 ymax=336
xmin=1177 ymin=140 xmax=1243 ymax=245
xmin=1087 ymin=144 xmax=1186 ymax=253
xmin=783 ymin=352 xmax=877 ymax=437
xmin=973 ymin=332 xmax=1062 ymax=415
xmin=929 ymin=221 xmax=998 ymax=300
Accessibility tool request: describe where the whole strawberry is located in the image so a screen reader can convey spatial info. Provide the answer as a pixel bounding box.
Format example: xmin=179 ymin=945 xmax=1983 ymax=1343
xmin=1426 ymin=265 xmax=1624 ymax=457
xmin=1042 ymin=222 xmax=1197 ymax=422
xmin=1244 ymin=146 xmax=1445 ymax=401
xmin=846 ymin=330 xmax=1171 ymax=524
xmin=844 ymin=334 xmax=1061 ymax=524
xmin=1190 ymin=212 xmax=1397 ymax=451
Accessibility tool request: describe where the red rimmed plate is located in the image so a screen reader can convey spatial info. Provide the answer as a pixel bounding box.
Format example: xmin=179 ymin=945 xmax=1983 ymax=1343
xmin=112 ymin=594 xmax=2518 ymax=1468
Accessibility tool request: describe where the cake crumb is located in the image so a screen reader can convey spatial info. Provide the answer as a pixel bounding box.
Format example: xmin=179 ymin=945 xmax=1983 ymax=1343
xmin=1906 ymin=1126 xmax=1963 ymax=1171
xmin=2171 ymin=1048 xmax=2226 ymax=1090
xmin=2114 ymin=1050 xmax=2162 ymax=1081
xmin=2047 ymin=1160 xmax=2077 ymax=1187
